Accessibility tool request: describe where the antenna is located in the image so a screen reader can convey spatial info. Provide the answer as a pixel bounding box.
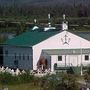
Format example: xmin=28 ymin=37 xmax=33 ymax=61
xmin=32 ymin=19 xmax=39 ymax=30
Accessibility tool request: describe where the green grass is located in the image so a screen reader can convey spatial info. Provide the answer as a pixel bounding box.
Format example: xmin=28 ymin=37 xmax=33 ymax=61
xmin=0 ymin=83 xmax=41 ymax=90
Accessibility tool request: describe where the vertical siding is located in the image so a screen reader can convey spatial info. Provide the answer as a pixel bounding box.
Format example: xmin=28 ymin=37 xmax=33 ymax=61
xmin=51 ymin=55 xmax=57 ymax=72
xmin=50 ymin=54 xmax=90 ymax=71
xmin=3 ymin=46 xmax=33 ymax=70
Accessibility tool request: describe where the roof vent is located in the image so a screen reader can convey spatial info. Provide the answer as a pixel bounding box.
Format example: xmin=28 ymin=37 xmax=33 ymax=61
xmin=44 ymin=27 xmax=56 ymax=31
xmin=32 ymin=26 xmax=39 ymax=30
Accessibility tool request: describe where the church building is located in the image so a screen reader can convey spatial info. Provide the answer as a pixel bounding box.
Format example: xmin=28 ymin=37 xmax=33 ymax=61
xmin=3 ymin=15 xmax=90 ymax=74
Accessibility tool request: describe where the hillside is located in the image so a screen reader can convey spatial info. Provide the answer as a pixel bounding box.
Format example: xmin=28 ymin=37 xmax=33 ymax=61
xmin=0 ymin=0 xmax=90 ymax=7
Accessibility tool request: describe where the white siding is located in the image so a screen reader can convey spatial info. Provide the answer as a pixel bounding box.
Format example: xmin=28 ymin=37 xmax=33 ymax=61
xmin=33 ymin=31 xmax=90 ymax=70
xmin=51 ymin=55 xmax=57 ymax=71
xmin=50 ymin=54 xmax=90 ymax=71
xmin=82 ymin=54 xmax=90 ymax=66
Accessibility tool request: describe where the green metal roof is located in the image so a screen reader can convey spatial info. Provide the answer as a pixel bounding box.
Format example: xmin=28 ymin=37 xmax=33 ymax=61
xmin=5 ymin=30 xmax=59 ymax=46
xmin=5 ymin=29 xmax=90 ymax=47
xmin=72 ymin=32 xmax=90 ymax=41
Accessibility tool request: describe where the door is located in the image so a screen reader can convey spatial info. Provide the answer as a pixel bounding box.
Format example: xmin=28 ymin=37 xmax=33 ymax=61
xmin=37 ymin=57 xmax=48 ymax=71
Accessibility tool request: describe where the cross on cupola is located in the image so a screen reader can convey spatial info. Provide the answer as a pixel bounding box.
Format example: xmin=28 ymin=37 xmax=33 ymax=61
xmin=62 ymin=14 xmax=68 ymax=30
xmin=34 ymin=19 xmax=37 ymax=24
xmin=48 ymin=13 xmax=51 ymax=27
xmin=63 ymin=14 xmax=66 ymax=20
xmin=32 ymin=19 xmax=39 ymax=30
xmin=44 ymin=13 xmax=56 ymax=31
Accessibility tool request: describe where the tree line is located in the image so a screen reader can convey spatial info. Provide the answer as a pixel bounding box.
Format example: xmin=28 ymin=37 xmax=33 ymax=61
xmin=0 ymin=3 xmax=90 ymax=18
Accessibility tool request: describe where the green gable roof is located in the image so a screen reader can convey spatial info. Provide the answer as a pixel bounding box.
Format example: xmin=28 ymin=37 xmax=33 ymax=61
xmin=76 ymin=32 xmax=90 ymax=41
xmin=71 ymin=32 xmax=90 ymax=41
xmin=5 ymin=29 xmax=90 ymax=47
xmin=5 ymin=30 xmax=59 ymax=46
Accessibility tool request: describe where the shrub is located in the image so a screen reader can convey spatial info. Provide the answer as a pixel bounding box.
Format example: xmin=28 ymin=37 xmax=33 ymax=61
xmin=0 ymin=72 xmax=18 ymax=85
xmin=18 ymin=73 xmax=34 ymax=83
xmin=0 ymin=72 xmax=34 ymax=85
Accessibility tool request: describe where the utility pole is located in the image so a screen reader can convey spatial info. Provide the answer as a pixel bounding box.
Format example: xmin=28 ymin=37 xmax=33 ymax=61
xmin=80 ymin=41 xmax=83 ymax=76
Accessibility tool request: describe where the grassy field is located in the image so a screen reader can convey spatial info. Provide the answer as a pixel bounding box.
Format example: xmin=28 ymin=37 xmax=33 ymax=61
xmin=0 ymin=83 xmax=41 ymax=90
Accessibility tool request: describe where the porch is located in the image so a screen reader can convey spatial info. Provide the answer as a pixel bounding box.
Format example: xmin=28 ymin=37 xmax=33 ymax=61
xmin=54 ymin=63 xmax=80 ymax=74
xmin=54 ymin=63 xmax=90 ymax=74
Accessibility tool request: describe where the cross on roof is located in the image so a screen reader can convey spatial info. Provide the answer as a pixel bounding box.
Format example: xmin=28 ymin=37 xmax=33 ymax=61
xmin=63 ymin=14 xmax=66 ymax=20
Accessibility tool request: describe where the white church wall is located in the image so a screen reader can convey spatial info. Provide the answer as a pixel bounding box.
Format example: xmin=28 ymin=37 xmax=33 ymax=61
xmin=82 ymin=54 xmax=90 ymax=66
xmin=51 ymin=55 xmax=66 ymax=71
xmin=50 ymin=54 xmax=90 ymax=71
xmin=33 ymin=31 xmax=90 ymax=70
xmin=67 ymin=54 xmax=90 ymax=67
xmin=51 ymin=55 xmax=57 ymax=71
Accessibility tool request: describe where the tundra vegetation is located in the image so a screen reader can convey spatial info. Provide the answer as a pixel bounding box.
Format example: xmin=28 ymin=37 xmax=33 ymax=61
xmin=0 ymin=72 xmax=82 ymax=90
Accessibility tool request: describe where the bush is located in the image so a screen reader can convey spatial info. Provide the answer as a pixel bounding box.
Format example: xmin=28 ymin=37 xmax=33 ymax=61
xmin=0 ymin=72 xmax=18 ymax=85
xmin=0 ymin=72 xmax=80 ymax=90
xmin=0 ymin=72 xmax=34 ymax=85
xmin=18 ymin=73 xmax=34 ymax=83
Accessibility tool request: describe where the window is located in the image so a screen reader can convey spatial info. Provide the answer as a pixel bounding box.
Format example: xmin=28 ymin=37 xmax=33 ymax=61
xmin=85 ymin=55 xmax=89 ymax=61
xmin=5 ymin=50 xmax=8 ymax=56
xmin=58 ymin=56 xmax=62 ymax=61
